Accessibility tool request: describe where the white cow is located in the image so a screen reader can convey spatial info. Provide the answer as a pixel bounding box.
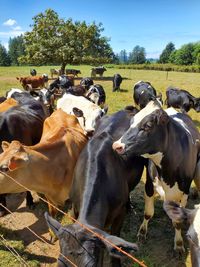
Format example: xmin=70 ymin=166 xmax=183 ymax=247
xmin=57 ymin=94 xmax=108 ymax=136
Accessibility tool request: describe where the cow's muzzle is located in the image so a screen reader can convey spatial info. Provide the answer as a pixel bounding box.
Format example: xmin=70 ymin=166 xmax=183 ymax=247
xmin=112 ymin=141 xmax=125 ymax=154
xmin=0 ymin=165 xmax=9 ymax=173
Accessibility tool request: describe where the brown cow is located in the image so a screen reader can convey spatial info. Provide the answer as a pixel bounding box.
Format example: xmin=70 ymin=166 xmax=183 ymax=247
xmin=0 ymin=98 xmax=18 ymax=112
xmin=0 ymin=109 xmax=88 ymax=218
xmin=16 ymin=75 xmax=48 ymax=89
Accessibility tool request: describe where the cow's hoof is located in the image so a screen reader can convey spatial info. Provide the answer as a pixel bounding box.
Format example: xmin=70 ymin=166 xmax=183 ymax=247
xmin=174 ymin=244 xmax=185 ymax=258
xmin=137 ymin=228 xmax=147 ymax=241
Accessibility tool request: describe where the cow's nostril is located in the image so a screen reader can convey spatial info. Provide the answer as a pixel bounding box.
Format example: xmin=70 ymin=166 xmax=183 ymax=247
xmin=86 ymin=130 xmax=94 ymax=138
xmin=112 ymin=142 xmax=125 ymax=154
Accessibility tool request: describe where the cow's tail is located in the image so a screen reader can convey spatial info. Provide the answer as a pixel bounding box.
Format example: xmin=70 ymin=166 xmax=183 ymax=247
xmin=194 ymin=147 xmax=200 ymax=191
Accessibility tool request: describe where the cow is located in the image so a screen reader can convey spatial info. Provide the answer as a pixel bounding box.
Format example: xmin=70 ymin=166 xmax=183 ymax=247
xmin=112 ymin=100 xmax=200 ymax=254
xmin=30 ymin=69 xmax=37 ymax=76
xmin=50 ymin=68 xmax=61 ymax=78
xmin=66 ymin=85 xmax=87 ymax=96
xmin=133 ymin=81 xmax=162 ymax=109
xmin=57 ymin=94 xmax=108 ymax=137
xmin=90 ymin=66 xmax=107 ymax=77
xmin=45 ymin=108 xmax=145 ymax=267
xmin=16 ymin=75 xmax=48 ymax=89
xmin=80 ymin=77 xmax=94 ymax=90
xmin=85 ymin=84 xmax=106 ymax=107
xmin=65 ymin=69 xmax=81 ymax=77
xmin=0 ymin=109 xmax=87 ymax=220
xmin=0 ymin=98 xmax=18 ymax=112
xmin=164 ymin=201 xmax=200 ymax=267
xmin=166 ymin=86 xmax=200 ymax=113
xmin=113 ymin=74 xmax=122 ymax=92
xmin=0 ymin=98 xmax=47 ymax=216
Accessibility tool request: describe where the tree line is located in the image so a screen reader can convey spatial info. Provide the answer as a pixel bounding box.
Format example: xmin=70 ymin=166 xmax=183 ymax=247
xmin=0 ymin=8 xmax=200 ymax=68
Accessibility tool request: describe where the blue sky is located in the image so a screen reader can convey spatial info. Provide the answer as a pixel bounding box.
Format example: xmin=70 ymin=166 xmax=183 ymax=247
xmin=0 ymin=0 xmax=200 ymax=58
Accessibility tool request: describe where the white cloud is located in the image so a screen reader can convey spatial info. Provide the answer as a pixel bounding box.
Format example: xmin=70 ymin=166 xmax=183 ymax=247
xmin=12 ymin=26 xmax=22 ymax=31
xmin=0 ymin=30 xmax=25 ymax=38
xmin=3 ymin=19 xmax=17 ymax=27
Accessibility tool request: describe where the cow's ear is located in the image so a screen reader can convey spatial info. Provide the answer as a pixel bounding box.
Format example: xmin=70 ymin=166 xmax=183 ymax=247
xmin=102 ymin=105 xmax=108 ymax=115
xmin=8 ymin=153 xmax=29 ymax=171
xmin=44 ymin=212 xmax=62 ymax=237
xmin=155 ymin=109 xmax=169 ymax=125
xmin=163 ymin=201 xmax=193 ymax=224
xmin=2 ymin=141 xmax=10 ymax=151
xmin=73 ymin=107 xmax=84 ymax=117
xmin=102 ymin=234 xmax=138 ymax=259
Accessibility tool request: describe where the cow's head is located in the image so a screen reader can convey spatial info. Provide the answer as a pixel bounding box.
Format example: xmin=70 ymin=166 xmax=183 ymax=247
xmin=80 ymin=77 xmax=94 ymax=90
xmin=194 ymin=98 xmax=200 ymax=112
xmin=72 ymin=105 xmax=108 ymax=137
xmin=45 ymin=213 xmax=138 ymax=267
xmin=0 ymin=141 xmax=29 ymax=172
xmin=164 ymin=201 xmax=200 ymax=267
xmin=112 ymin=101 xmax=169 ymax=160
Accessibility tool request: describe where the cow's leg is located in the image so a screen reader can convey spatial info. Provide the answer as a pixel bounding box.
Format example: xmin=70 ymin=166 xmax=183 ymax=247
xmin=0 ymin=194 xmax=7 ymax=217
xmin=173 ymin=194 xmax=188 ymax=253
xmin=26 ymin=191 xmax=35 ymax=209
xmin=137 ymin=170 xmax=155 ymax=240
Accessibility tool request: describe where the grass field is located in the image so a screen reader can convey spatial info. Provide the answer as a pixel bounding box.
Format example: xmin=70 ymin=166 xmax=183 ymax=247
xmin=0 ymin=65 xmax=199 ymax=267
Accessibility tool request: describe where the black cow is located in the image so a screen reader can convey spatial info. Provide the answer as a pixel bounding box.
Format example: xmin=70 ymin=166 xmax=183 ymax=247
xmin=133 ymin=81 xmax=162 ymax=109
xmin=45 ymin=108 xmax=149 ymax=267
xmin=164 ymin=201 xmax=200 ymax=267
xmin=66 ymin=85 xmax=86 ymax=96
xmin=30 ymin=69 xmax=37 ymax=76
xmin=113 ymin=74 xmax=122 ymax=92
xmin=65 ymin=69 xmax=81 ymax=77
xmin=0 ymin=99 xmax=47 ymax=216
xmin=80 ymin=77 xmax=94 ymax=90
xmin=166 ymin=86 xmax=200 ymax=113
xmin=113 ymin=100 xmax=200 ymax=253
xmin=90 ymin=66 xmax=107 ymax=77
xmin=85 ymin=84 xmax=106 ymax=107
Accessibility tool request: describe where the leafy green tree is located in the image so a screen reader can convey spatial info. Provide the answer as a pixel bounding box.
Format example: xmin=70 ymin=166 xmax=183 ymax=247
xmin=129 ymin=45 xmax=146 ymax=64
xmin=159 ymin=42 xmax=175 ymax=63
xmin=8 ymin=35 xmax=25 ymax=65
xmin=170 ymin=43 xmax=195 ymax=65
xmin=0 ymin=44 xmax=11 ymax=66
xmin=19 ymin=9 xmax=114 ymax=73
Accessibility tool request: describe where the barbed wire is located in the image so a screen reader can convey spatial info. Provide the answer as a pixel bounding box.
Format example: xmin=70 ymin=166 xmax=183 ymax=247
xmin=0 ymin=170 xmax=147 ymax=267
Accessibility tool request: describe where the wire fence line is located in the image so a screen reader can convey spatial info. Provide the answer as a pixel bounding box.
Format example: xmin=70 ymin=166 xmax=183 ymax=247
xmin=0 ymin=170 xmax=147 ymax=267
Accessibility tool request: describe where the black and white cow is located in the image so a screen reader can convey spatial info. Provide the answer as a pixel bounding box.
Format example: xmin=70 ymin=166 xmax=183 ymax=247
xmin=85 ymin=84 xmax=106 ymax=107
xmin=166 ymin=86 xmax=200 ymax=113
xmin=80 ymin=77 xmax=94 ymax=90
xmin=113 ymin=74 xmax=122 ymax=92
xmin=133 ymin=81 xmax=162 ymax=109
xmin=112 ymin=100 xmax=200 ymax=253
xmin=30 ymin=69 xmax=37 ymax=76
xmin=65 ymin=69 xmax=81 ymax=77
xmin=57 ymin=94 xmax=108 ymax=136
xmin=45 ymin=108 xmax=146 ymax=267
xmin=164 ymin=201 xmax=200 ymax=267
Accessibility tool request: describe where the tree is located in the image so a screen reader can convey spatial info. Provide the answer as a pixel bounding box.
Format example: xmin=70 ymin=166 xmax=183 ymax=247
xmin=159 ymin=42 xmax=175 ymax=63
xmin=129 ymin=46 xmax=146 ymax=64
xmin=19 ymin=9 xmax=114 ymax=72
xmin=171 ymin=43 xmax=195 ymax=65
xmin=8 ymin=35 xmax=25 ymax=65
xmin=0 ymin=44 xmax=11 ymax=66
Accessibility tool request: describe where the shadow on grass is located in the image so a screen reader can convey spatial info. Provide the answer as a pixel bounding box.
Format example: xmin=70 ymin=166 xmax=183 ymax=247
xmin=74 ymin=76 xmax=131 ymax=81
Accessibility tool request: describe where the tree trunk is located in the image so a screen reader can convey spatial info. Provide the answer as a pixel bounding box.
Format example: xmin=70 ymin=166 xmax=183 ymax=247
xmin=60 ymin=62 xmax=66 ymax=75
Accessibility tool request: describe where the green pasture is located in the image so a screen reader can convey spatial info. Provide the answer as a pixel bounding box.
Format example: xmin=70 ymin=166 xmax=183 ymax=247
xmin=0 ymin=65 xmax=199 ymax=267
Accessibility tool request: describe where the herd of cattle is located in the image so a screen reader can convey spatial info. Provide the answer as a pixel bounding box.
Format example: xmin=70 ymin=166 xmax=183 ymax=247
xmin=0 ymin=73 xmax=199 ymax=266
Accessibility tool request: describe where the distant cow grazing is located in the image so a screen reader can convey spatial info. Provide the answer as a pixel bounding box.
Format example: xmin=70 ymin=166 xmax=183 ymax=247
xmin=113 ymin=101 xmax=200 ymax=253
xmin=113 ymin=73 xmax=122 ymax=92
xmin=65 ymin=69 xmax=81 ymax=77
xmin=30 ymin=69 xmax=37 ymax=76
xmin=85 ymin=84 xmax=106 ymax=107
xmin=80 ymin=77 xmax=94 ymax=90
xmin=57 ymin=94 xmax=108 ymax=136
xmin=0 ymin=109 xmax=87 ymax=220
xmin=50 ymin=68 xmax=61 ymax=78
xmin=90 ymin=66 xmax=107 ymax=77
xmin=164 ymin=201 xmax=200 ymax=267
xmin=45 ymin=108 xmax=144 ymax=267
xmin=166 ymin=86 xmax=200 ymax=113
xmin=133 ymin=80 xmax=162 ymax=109
xmin=16 ymin=75 xmax=48 ymax=89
